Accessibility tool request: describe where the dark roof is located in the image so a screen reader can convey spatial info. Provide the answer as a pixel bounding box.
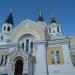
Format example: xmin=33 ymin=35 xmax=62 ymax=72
xmin=37 ymin=12 xmax=44 ymax=21
xmin=5 ymin=12 xmax=13 ymax=25
xmin=51 ymin=16 xmax=56 ymax=24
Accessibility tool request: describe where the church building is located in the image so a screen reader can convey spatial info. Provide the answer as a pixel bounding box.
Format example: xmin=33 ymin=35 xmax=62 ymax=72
xmin=0 ymin=11 xmax=75 ymax=75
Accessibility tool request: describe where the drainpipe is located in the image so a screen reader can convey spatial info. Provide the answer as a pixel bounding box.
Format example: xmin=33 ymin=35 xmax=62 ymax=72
xmin=45 ymin=25 xmax=49 ymax=75
xmin=45 ymin=40 xmax=49 ymax=75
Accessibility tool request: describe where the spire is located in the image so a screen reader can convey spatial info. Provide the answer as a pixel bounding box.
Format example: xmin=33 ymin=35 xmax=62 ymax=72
xmin=37 ymin=10 xmax=44 ymax=21
xmin=50 ymin=16 xmax=56 ymax=24
xmin=5 ymin=9 xmax=13 ymax=25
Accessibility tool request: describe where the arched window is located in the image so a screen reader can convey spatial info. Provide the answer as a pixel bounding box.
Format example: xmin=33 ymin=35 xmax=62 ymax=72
xmin=30 ymin=42 xmax=33 ymax=53
xmin=56 ymin=51 xmax=60 ymax=64
xmin=30 ymin=42 xmax=33 ymax=49
xmin=26 ymin=39 xmax=29 ymax=52
xmin=19 ymin=34 xmax=35 ymax=53
xmin=51 ymin=50 xmax=60 ymax=64
xmin=4 ymin=26 xmax=6 ymax=31
xmin=7 ymin=26 xmax=10 ymax=31
xmin=1 ymin=55 xmax=4 ymax=65
xmin=1 ymin=35 xmax=3 ymax=40
xmin=57 ymin=26 xmax=59 ymax=32
xmin=22 ymin=43 xmax=24 ymax=50
xmin=5 ymin=54 xmax=8 ymax=65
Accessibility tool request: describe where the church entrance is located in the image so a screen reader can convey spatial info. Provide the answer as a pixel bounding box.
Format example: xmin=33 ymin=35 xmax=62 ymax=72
xmin=14 ymin=59 xmax=23 ymax=75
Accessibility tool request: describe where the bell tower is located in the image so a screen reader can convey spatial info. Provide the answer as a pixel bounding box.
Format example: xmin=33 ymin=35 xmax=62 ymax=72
xmin=2 ymin=10 xmax=13 ymax=32
xmin=49 ymin=16 xmax=62 ymax=37
xmin=0 ymin=10 xmax=14 ymax=44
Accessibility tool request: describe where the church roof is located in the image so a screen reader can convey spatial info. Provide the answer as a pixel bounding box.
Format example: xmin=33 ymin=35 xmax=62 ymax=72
xmin=5 ymin=11 xmax=14 ymax=25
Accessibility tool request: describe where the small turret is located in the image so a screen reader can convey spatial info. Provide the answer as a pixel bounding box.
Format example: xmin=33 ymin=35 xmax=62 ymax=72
xmin=51 ymin=16 xmax=56 ymax=24
xmin=2 ymin=10 xmax=14 ymax=32
xmin=37 ymin=11 xmax=44 ymax=21
xmin=49 ymin=16 xmax=62 ymax=37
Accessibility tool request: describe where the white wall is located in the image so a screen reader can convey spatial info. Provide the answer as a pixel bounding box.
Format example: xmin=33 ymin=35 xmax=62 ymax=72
xmin=34 ymin=43 xmax=47 ymax=75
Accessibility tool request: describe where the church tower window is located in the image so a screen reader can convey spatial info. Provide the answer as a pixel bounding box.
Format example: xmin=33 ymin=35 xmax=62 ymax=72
xmin=7 ymin=26 xmax=10 ymax=31
xmin=57 ymin=26 xmax=59 ymax=32
xmin=4 ymin=26 xmax=6 ymax=31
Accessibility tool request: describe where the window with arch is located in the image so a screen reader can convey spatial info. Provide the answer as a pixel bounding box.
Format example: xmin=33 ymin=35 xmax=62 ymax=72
xmin=51 ymin=50 xmax=60 ymax=64
xmin=56 ymin=51 xmax=60 ymax=64
xmin=1 ymin=35 xmax=3 ymax=40
xmin=7 ymin=26 xmax=10 ymax=31
xmin=48 ymin=47 xmax=64 ymax=65
xmin=19 ymin=34 xmax=35 ymax=53
xmin=4 ymin=26 xmax=6 ymax=31
xmin=22 ymin=43 xmax=24 ymax=50
xmin=0 ymin=54 xmax=8 ymax=66
xmin=30 ymin=42 xmax=33 ymax=53
xmin=26 ymin=39 xmax=29 ymax=52
xmin=57 ymin=26 xmax=59 ymax=32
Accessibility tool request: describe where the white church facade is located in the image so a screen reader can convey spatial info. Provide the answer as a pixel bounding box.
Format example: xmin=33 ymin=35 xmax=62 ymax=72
xmin=0 ymin=11 xmax=75 ymax=75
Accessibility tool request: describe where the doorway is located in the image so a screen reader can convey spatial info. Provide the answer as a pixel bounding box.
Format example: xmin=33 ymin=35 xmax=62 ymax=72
xmin=14 ymin=59 xmax=23 ymax=75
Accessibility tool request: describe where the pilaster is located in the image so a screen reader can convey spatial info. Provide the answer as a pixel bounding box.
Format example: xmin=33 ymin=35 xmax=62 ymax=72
xmin=34 ymin=41 xmax=47 ymax=75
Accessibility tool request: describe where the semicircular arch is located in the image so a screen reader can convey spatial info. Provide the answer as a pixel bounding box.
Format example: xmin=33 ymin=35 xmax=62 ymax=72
xmin=14 ymin=30 xmax=41 ymax=42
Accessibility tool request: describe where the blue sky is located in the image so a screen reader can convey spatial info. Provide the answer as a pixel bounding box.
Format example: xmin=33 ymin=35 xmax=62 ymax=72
xmin=0 ymin=0 xmax=75 ymax=35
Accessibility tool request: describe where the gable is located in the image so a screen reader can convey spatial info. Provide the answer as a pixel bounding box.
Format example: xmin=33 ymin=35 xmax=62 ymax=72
xmin=10 ymin=20 xmax=45 ymax=43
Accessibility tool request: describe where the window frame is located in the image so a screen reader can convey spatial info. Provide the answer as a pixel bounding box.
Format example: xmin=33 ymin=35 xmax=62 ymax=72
xmin=48 ymin=47 xmax=64 ymax=65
